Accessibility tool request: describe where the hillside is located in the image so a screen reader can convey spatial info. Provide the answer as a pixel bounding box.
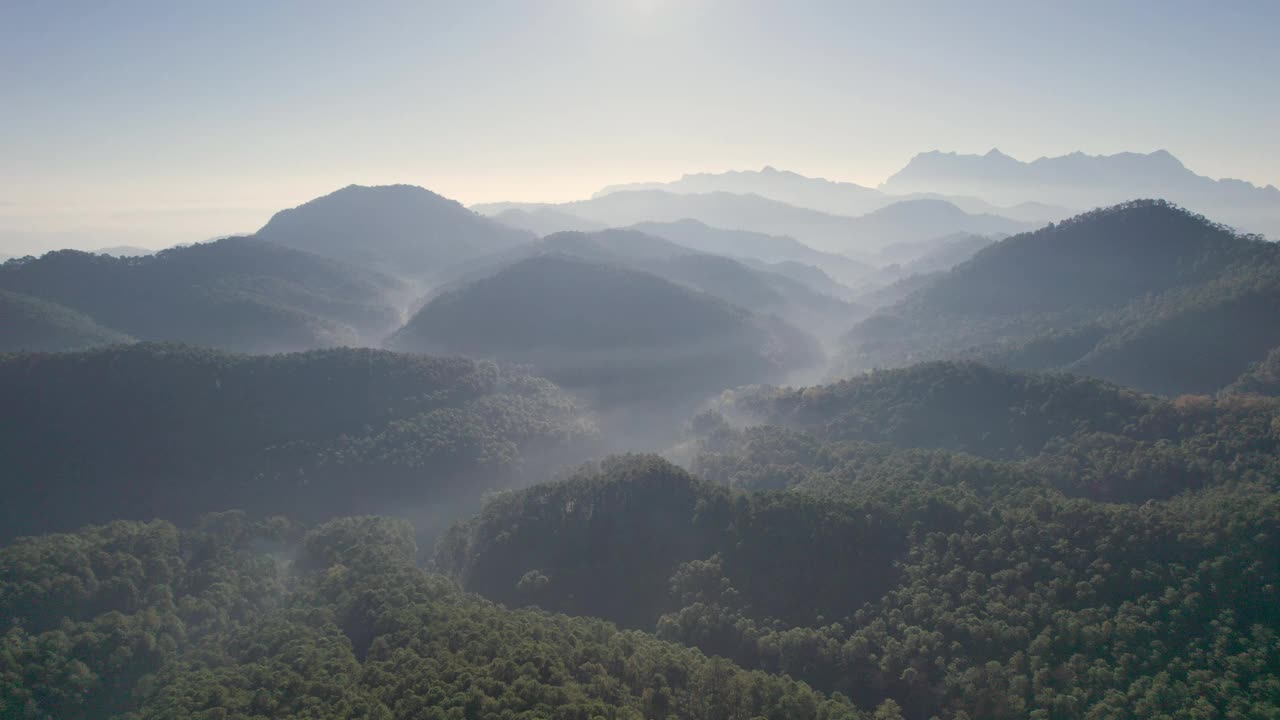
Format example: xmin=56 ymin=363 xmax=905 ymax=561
xmin=390 ymin=254 xmax=821 ymax=408
xmin=0 ymin=344 xmax=594 ymax=540
xmin=844 ymin=200 xmax=1280 ymax=394
xmin=0 ymin=289 xmax=134 ymax=352
xmin=882 ymin=148 xmax=1280 ymax=237
xmin=256 ymin=184 xmax=534 ymax=278
xmin=0 ymin=237 xmax=408 ymax=352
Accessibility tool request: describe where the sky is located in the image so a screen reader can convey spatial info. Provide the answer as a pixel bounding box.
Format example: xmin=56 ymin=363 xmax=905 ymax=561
xmin=2 ymin=0 xmax=1278 ymax=253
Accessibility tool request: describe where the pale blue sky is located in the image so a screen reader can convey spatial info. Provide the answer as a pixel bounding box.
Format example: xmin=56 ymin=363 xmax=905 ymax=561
xmin=2 ymin=0 xmax=1277 ymax=252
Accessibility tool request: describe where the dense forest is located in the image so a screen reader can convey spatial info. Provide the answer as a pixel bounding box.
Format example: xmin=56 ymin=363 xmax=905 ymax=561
xmin=439 ymin=362 xmax=1280 ymax=718
xmin=0 ymin=344 xmax=595 ymax=540
xmin=1 ymin=513 xmax=861 ymax=719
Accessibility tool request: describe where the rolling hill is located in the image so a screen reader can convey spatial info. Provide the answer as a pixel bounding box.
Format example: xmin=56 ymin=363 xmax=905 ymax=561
xmin=0 ymin=237 xmax=409 ymax=352
xmin=256 ymin=184 xmax=534 ymax=278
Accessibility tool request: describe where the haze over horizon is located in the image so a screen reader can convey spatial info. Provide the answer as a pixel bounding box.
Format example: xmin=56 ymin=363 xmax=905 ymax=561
xmin=4 ymin=0 xmax=1279 ymax=254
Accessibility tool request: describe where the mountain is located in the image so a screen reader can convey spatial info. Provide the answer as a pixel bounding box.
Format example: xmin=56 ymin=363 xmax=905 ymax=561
xmin=595 ymin=165 xmax=887 ymax=216
xmin=625 ymin=218 xmax=873 ymax=286
xmin=0 ymin=237 xmax=410 ymax=352
xmin=492 ymin=206 xmax=605 ymax=236
xmin=0 ymin=289 xmax=134 ymax=352
xmin=0 ymin=343 xmax=592 ymax=540
xmin=882 ymin=148 xmax=1280 ymax=237
xmin=256 ymin=184 xmax=534 ymax=278
xmin=475 ymin=191 xmax=1030 ymax=257
xmin=843 ymin=200 xmax=1280 ymax=394
xmin=389 ymin=253 xmax=821 ymax=409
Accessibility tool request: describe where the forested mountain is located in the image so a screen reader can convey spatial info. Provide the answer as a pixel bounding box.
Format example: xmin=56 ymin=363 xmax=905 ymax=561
xmin=0 ymin=237 xmax=409 ymax=352
xmin=844 ymin=200 xmax=1280 ymax=395
xmin=390 ymin=254 xmax=821 ymax=409
xmin=0 ymin=290 xmax=134 ymax=352
xmin=881 ymin=148 xmax=1280 ymax=237
xmin=440 ymin=364 xmax=1280 ymax=719
xmin=474 ymin=191 xmax=1029 ymax=257
xmin=626 ymin=218 xmax=873 ymax=287
xmin=0 ymin=344 xmax=593 ymax=540
xmin=256 ymin=184 xmax=533 ymax=279
xmin=1 ymin=513 xmax=859 ymax=720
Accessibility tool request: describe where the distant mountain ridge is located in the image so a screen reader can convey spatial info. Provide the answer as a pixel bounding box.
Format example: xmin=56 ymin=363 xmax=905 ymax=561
xmin=882 ymin=148 xmax=1280 ymax=237
xmin=474 ymin=191 xmax=1031 ymax=257
xmin=590 ymin=165 xmax=1074 ymax=224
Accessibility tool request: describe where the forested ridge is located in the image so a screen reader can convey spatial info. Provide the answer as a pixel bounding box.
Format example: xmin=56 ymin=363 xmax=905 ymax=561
xmin=844 ymin=200 xmax=1280 ymax=395
xmin=0 ymin=344 xmax=595 ymax=540
xmin=0 ymin=238 xmax=410 ymax=352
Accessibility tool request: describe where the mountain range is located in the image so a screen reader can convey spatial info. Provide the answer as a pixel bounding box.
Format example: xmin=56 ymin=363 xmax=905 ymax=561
xmin=475 ymin=191 xmax=1030 ymax=257
xmin=882 ymin=148 xmax=1280 ymax=237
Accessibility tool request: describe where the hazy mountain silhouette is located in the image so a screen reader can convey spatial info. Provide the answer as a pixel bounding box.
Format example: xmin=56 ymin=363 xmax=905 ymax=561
xmin=475 ymin=191 xmax=1028 ymax=256
xmin=843 ymin=200 xmax=1280 ymax=394
xmin=877 ymin=232 xmax=999 ymax=274
xmin=625 ymin=218 xmax=873 ymax=286
xmin=0 ymin=289 xmax=134 ymax=352
xmin=427 ymin=229 xmax=857 ymax=339
xmin=592 ymin=165 xmax=1074 ymax=224
xmin=882 ymin=149 xmax=1280 ymax=236
xmin=596 ymin=166 xmax=886 ymax=216
xmin=0 ymin=237 xmax=409 ymax=352
xmin=492 ymin=207 xmax=605 ymax=236
xmin=256 ymin=184 xmax=533 ymax=278
xmin=390 ymin=253 xmax=821 ymax=408
xmin=94 ymin=245 xmax=155 ymax=257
